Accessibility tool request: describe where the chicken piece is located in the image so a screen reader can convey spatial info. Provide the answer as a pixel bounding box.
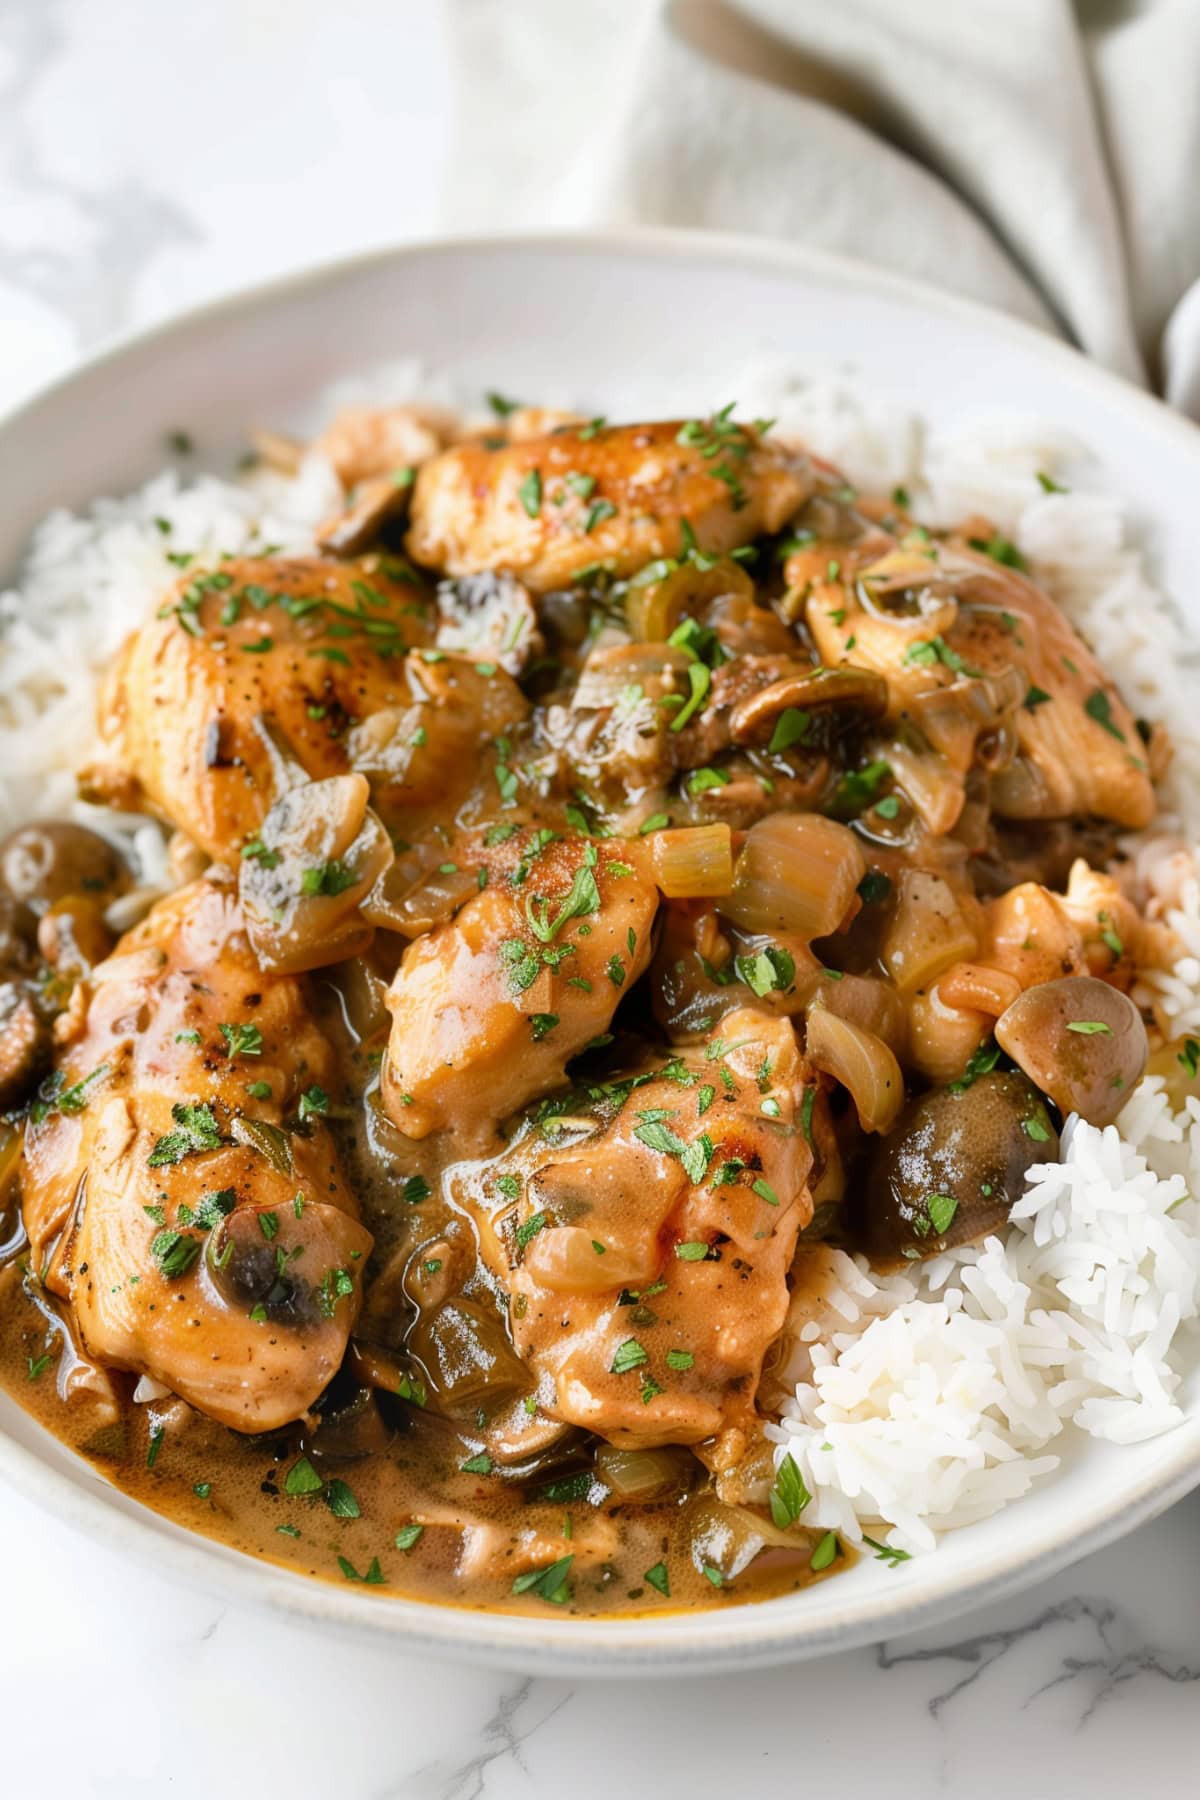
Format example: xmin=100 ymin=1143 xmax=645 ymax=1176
xmin=315 ymin=404 xmax=457 ymax=487
xmin=85 ymin=556 xmax=434 ymax=862
xmin=906 ymin=865 xmax=1164 ymax=1084
xmin=20 ymin=876 xmax=372 ymax=1432
xmin=381 ymin=840 xmax=659 ymax=1143
xmin=478 ymin=1012 xmax=814 ymax=1446
xmin=792 ymin=531 xmax=1155 ymax=830
xmin=407 ymin=417 xmax=814 ymax=593
xmin=981 ymin=880 xmax=1088 ymax=989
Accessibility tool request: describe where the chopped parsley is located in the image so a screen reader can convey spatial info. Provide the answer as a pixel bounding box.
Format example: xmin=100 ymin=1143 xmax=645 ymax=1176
xmin=644 ymin=1561 xmax=671 ymax=1597
xmin=219 ymin=1021 xmax=263 ymax=1060
xmin=968 ymin=533 xmax=1028 ymax=571
xmin=810 ymin=1531 xmax=839 ymax=1572
xmin=769 ymin=1452 xmax=811 ymax=1529
xmin=324 ymin=1478 xmax=361 ymax=1520
xmin=611 ymin=1338 xmax=649 ymax=1375
xmin=284 ymin=1455 xmax=323 ymax=1497
xmin=516 ymin=1211 xmax=549 ymax=1251
xmin=949 ymin=1040 xmax=1001 ymax=1091
xmin=857 ymin=870 xmax=892 ymax=904
xmin=147 ymin=1099 xmax=222 ymax=1169
xmin=862 ymin=1534 xmax=912 ymax=1566
xmin=524 ymin=858 xmax=600 ymax=941
xmin=1084 ymin=688 xmax=1125 ymax=741
xmin=925 ymin=1192 xmax=958 ymax=1236
xmin=687 ymin=766 xmax=729 ymax=798
xmin=518 ymin=468 xmax=543 ymax=518
xmin=337 ymin=1556 xmax=384 ymax=1586
xmin=300 ymin=859 xmax=359 ymax=897
xmin=734 ymin=945 xmax=795 ymax=998
xmin=767 ymin=707 xmax=811 ymax=755
xmin=297 ymin=1085 xmax=329 ymax=1121
xmin=903 ymin=634 xmax=982 ymax=677
xmin=512 ymin=1553 xmax=574 ymax=1605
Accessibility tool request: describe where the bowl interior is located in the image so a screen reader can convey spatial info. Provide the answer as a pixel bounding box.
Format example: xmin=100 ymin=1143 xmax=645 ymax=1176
xmin=2 ymin=230 xmax=1199 ymax=1674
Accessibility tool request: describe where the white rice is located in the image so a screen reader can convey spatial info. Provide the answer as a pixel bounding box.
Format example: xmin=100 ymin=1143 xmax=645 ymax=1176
xmin=2 ymin=366 xmax=1199 ymax=1562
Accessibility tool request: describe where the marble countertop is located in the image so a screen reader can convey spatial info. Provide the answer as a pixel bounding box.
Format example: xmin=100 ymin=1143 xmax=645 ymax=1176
xmin=2 ymin=4 xmax=1197 ymax=1795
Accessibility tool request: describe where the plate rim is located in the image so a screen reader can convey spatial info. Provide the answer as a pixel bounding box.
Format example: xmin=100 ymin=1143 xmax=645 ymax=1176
xmin=2 ymin=224 xmax=1199 ymax=1674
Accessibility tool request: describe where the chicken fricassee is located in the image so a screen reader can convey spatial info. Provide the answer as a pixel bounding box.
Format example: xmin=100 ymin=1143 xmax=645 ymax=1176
xmin=0 ymin=400 xmax=1174 ymax=1615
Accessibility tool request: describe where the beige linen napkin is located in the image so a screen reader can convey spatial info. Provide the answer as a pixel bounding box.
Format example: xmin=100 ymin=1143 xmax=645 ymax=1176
xmin=441 ymin=0 xmax=1200 ymax=417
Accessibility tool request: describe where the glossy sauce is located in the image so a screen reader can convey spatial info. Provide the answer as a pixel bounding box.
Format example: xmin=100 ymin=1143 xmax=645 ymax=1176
xmin=0 ymin=412 xmax=1165 ymax=1618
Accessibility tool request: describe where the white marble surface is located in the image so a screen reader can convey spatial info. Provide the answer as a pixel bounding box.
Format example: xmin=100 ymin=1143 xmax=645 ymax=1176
xmin=2 ymin=5 xmax=1198 ymax=1795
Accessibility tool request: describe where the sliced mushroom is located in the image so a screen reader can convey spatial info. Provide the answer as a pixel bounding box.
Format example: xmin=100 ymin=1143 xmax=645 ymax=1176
xmin=995 ymin=975 xmax=1148 ymax=1125
xmin=238 ymin=773 xmax=394 ymax=973
xmin=316 ymin=471 xmax=414 ymax=557
xmin=728 ymin=665 xmax=888 ymax=747
xmin=315 ymin=404 xmax=451 ymax=487
xmin=435 ymin=571 xmax=543 ymax=676
xmin=0 ymin=822 xmax=131 ymax=914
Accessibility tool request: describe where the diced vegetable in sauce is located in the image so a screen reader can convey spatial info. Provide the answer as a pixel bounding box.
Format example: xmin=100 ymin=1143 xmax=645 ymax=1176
xmin=0 ymin=398 xmax=1172 ymax=1618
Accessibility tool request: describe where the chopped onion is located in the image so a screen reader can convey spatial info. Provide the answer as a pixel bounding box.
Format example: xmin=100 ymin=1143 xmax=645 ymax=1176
xmin=593 ymin=1443 xmax=695 ymax=1502
xmin=878 ymin=737 xmax=964 ymax=836
xmin=652 ymin=823 xmax=734 ymax=898
xmin=625 ymin=558 xmax=754 ymax=642
xmin=806 ymin=971 xmax=908 ymax=1056
xmin=882 ymin=868 xmax=979 ymax=994
xmin=721 ymin=813 xmax=864 ymax=940
xmin=805 ymin=1006 xmax=904 ymax=1133
xmin=240 ymin=774 xmax=394 ymax=973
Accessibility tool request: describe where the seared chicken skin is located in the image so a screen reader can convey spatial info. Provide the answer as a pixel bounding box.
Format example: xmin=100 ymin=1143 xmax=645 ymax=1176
xmin=382 ymin=839 xmax=659 ymax=1143
xmin=85 ymin=555 xmax=435 ymax=862
xmin=20 ymin=876 xmax=372 ymax=1432
xmin=465 ymin=1011 xmax=814 ymax=1446
xmin=407 ymin=417 xmax=813 ymax=593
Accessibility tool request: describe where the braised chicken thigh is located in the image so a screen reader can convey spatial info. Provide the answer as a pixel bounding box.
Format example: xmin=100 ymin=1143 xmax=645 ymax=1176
xmin=21 ymin=877 xmax=371 ymax=1432
xmin=86 ymin=555 xmax=433 ymax=861
xmin=408 ymin=418 xmax=814 ymax=592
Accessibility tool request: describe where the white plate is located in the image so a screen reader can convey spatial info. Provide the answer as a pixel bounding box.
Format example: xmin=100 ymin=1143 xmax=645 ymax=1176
xmin=2 ymin=229 xmax=1199 ymax=1676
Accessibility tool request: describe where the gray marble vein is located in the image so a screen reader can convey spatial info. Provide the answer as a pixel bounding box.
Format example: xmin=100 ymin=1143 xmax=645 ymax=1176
xmin=879 ymin=1591 xmax=1200 ymax=1729
xmin=0 ymin=0 xmax=199 ymax=353
xmin=387 ymin=1678 xmax=572 ymax=1800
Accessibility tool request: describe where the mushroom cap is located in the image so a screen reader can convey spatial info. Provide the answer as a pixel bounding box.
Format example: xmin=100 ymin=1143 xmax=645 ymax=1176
xmin=859 ymin=1070 xmax=1058 ymax=1264
xmin=995 ymin=975 xmax=1148 ymax=1127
